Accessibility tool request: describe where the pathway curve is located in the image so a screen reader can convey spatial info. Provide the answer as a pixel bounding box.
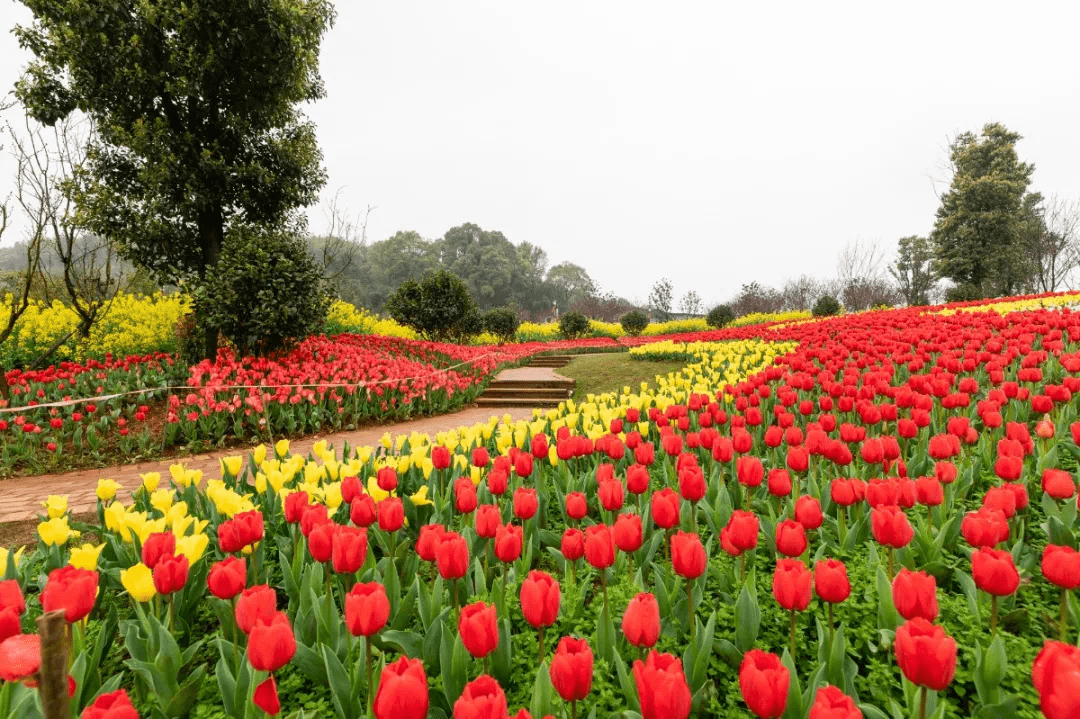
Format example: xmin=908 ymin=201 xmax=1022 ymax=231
xmin=0 ymin=403 xmax=539 ymax=523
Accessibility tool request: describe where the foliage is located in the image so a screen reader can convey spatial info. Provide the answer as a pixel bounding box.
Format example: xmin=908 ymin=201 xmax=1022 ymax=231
xmin=322 ymin=301 xmax=417 ymax=339
xmin=619 ymin=310 xmax=649 ymax=337
xmin=385 ymin=270 xmax=481 ymax=343
xmin=15 ymin=0 xmax=336 ymax=359
xmin=944 ymin=283 xmax=984 ymax=303
xmin=889 ymin=236 xmax=936 ymax=306
xmin=705 ymin=305 xmax=735 ymax=328
xmin=483 ymin=307 xmax=521 ymax=343
xmin=678 ymin=289 xmax=702 ymax=315
xmin=648 ymin=278 xmax=674 ymax=322
xmin=197 ymin=228 xmax=331 ymax=357
xmin=931 ymin=123 xmax=1040 ymax=297
xmin=558 ymin=310 xmax=591 ymax=339
xmin=812 ymin=294 xmax=842 ymax=317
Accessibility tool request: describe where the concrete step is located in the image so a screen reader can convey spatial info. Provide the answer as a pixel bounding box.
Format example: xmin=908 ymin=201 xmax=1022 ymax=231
xmin=476 ymin=396 xmax=568 ymax=408
xmin=487 ymin=379 xmax=574 ymax=391
xmin=481 ymin=387 xmax=573 ymax=400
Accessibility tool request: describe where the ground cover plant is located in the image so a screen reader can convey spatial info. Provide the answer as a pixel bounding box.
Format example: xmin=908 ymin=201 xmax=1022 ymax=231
xmin=5 ymin=291 xmax=1080 ymax=717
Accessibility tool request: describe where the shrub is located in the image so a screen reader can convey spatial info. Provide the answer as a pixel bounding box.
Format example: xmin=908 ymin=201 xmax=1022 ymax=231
xmin=483 ymin=306 xmax=520 ymax=343
xmin=385 ymin=270 xmax=480 ymax=342
xmin=812 ymin=295 xmax=842 ymax=317
xmin=619 ymin=310 xmax=649 ymax=336
xmin=558 ymin=311 xmax=590 ymax=339
xmin=705 ymin=304 xmax=735 ymax=328
xmin=198 ymin=227 xmax=331 ymax=357
xmin=945 ymin=283 xmax=984 ymax=303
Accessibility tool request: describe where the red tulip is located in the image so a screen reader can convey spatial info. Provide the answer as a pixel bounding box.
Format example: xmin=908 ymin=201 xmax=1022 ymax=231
xmin=808 ymin=685 xmax=862 ymax=719
xmin=0 ymin=634 xmax=40 ymax=683
xmin=773 ymin=559 xmax=812 ymax=612
xmin=472 ymin=447 xmax=490 ymax=468
xmin=870 ymin=505 xmax=913 ymax=548
xmin=678 ymin=467 xmax=706 ymax=503
xmin=613 ymin=513 xmax=643 ymax=553
xmin=437 ymin=531 xmax=469 ymax=579
xmin=561 ymin=528 xmax=584 ymax=561
xmin=549 ymin=636 xmax=593 ymax=702
xmin=622 ymin=592 xmax=661 ymax=648
xmin=234 ymin=510 xmax=264 ymax=547
xmin=80 ymin=688 xmax=140 ymax=719
xmin=205 ymin=556 xmax=247 ymax=601
xmin=633 ymin=650 xmax=692 ymax=719
xmin=894 ymin=617 xmax=956 ymax=691
xmin=972 ymin=547 xmax=1020 ymax=596
xmin=598 ymin=478 xmax=625 ymax=512
xmin=377 ymin=467 xmax=398 ymax=491
xmin=650 ymin=488 xmax=681 ymax=529
xmin=253 ymin=675 xmax=280 ymax=715
xmin=152 ymin=552 xmax=189 ymax=595
xmin=454 ymin=675 xmax=508 ymax=719
xmin=830 ymin=479 xmax=860 ymax=506
xmin=739 ymin=649 xmax=789 ymax=718
xmin=627 ymin=464 xmax=651 ymax=495
xmin=345 ymin=582 xmax=390 ymax=637
xmin=284 ymin=491 xmax=310 ymax=524
xmin=795 ymin=496 xmax=823 ymax=530
xmin=236 ymin=584 xmax=277 ymax=634
xmin=458 ymin=601 xmax=499 ymax=659
xmin=721 ymin=510 xmax=759 ymax=555
xmin=41 ymin=566 xmax=98 ymax=623
xmin=248 ymin=612 xmax=296 ymax=672
xmin=454 ymin=477 xmax=478 ymax=514
xmin=513 ymin=487 xmax=538 ymax=521
xmin=767 ymin=469 xmax=792 ymax=498
xmin=1033 ymin=641 xmax=1080 ymax=719
xmin=814 ymin=559 xmax=850 ymax=604
xmin=332 ymin=526 xmax=368 ymax=574
xmin=350 ymin=494 xmax=377 ymax=527
xmin=914 ymin=477 xmax=943 ymax=506
xmin=416 ymin=524 xmax=446 ymax=562
xmin=1044 ymin=469 xmax=1077 ymax=500
xmin=142 ymin=532 xmax=177 ymax=570
xmin=892 ymin=569 xmax=938 ymax=622
xmin=487 ymin=469 xmax=509 ymax=496
xmin=736 ymin=456 xmax=764 ymax=487
xmin=520 ymin=571 xmax=560 ymax=628
xmin=1043 ymin=545 xmax=1080 ymax=590
xmin=584 ymin=524 xmax=615 ymax=570
xmin=494 ymin=524 xmax=523 ymax=564
xmin=374 ymin=656 xmax=429 ymax=719
xmin=432 ymin=445 xmax=451 ymax=470
xmin=0 ymin=580 xmax=25 ymax=617
xmin=565 ymin=492 xmax=587 ymax=520
xmin=961 ymin=508 xmax=1009 ymax=548
xmin=341 ymin=475 xmax=363 ymax=505
xmin=308 ymin=522 xmax=337 ymax=563
xmin=378 ymin=497 xmax=405 ymax=532
xmin=671 ymin=531 xmax=706 ymax=579
xmin=775 ymin=520 xmax=807 ymax=557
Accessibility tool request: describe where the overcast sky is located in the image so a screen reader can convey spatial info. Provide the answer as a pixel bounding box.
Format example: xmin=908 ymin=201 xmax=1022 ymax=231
xmin=3 ymin=0 xmax=1080 ymax=306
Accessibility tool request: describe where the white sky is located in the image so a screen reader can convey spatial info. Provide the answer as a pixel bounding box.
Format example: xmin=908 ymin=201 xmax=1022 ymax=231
xmin=3 ymin=0 xmax=1080 ymax=306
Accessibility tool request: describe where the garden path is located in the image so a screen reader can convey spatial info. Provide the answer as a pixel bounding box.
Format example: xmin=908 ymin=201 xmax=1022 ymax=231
xmin=0 ymin=404 xmax=537 ymax=523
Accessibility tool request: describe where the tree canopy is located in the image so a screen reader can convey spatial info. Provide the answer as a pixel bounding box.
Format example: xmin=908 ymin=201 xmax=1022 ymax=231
xmin=931 ymin=123 xmax=1040 ymax=297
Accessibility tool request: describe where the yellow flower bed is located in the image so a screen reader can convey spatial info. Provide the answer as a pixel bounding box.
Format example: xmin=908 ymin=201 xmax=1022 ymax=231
xmin=324 ymin=300 xmax=417 ymax=338
xmin=0 ymin=292 xmax=188 ymax=362
xmin=728 ymin=310 xmax=813 ymax=328
xmin=936 ymin=292 xmax=1080 ymax=316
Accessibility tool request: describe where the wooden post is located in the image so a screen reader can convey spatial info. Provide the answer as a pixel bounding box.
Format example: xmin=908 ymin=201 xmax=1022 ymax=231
xmin=36 ymin=610 xmax=69 ymax=719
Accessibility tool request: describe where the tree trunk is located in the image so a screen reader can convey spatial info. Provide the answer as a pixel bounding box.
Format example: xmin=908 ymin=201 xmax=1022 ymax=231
xmin=198 ymin=206 xmax=224 ymax=361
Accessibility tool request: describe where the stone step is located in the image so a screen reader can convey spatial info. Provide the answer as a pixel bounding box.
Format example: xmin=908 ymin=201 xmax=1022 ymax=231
xmin=480 ymin=387 xmax=573 ymax=400
xmin=476 ymin=396 xmax=567 ymax=408
xmin=486 ymin=379 xmax=574 ymax=391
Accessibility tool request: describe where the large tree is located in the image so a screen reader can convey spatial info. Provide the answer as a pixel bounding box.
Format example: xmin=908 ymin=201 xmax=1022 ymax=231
xmin=889 ymin=236 xmax=936 ymax=306
xmin=15 ymin=0 xmax=336 ymax=357
xmin=546 ymin=262 xmax=596 ymax=313
xmin=931 ymin=123 xmax=1038 ymax=297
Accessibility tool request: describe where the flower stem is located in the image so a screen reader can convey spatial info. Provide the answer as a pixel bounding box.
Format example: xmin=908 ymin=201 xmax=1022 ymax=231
xmin=366 ymin=638 xmax=373 ymax=716
xmin=789 ymin=609 xmax=796 ymax=660
xmin=919 ymin=685 xmax=927 ymax=719
xmin=1062 ymin=588 xmax=1070 ymax=643
xmin=687 ymin=578 xmax=695 ymax=644
xmin=990 ymin=594 xmax=998 ymax=637
xmin=539 ymin=625 xmax=545 ymax=664
xmin=828 ymin=602 xmax=835 ymax=645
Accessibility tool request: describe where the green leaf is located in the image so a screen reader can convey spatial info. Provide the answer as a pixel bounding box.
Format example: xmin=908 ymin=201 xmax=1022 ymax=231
xmin=164 ymin=665 xmax=206 ymax=718
xmin=379 ymin=630 xmax=424 ymax=659
xmin=322 ymin=643 xmax=354 ymax=719
xmin=613 ymin=650 xmax=641 ymax=712
xmin=529 ymin=661 xmax=554 ymax=719
xmin=780 ymin=649 xmax=803 ymax=719
xmin=954 ymin=569 xmax=981 ymax=621
xmin=293 ymin=640 xmax=328 ymax=685
xmin=734 ymin=578 xmax=761 ymax=653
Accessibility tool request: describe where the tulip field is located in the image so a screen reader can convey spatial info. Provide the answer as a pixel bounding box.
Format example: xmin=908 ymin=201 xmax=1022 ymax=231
xmin=4 ymin=292 xmax=1080 ymax=718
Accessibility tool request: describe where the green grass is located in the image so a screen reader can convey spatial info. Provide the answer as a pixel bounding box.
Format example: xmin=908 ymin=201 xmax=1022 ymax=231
xmin=557 ymin=353 xmax=686 ymax=402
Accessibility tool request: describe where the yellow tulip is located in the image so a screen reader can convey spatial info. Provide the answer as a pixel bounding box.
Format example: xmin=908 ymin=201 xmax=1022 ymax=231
xmin=150 ymin=489 xmax=175 ymax=515
xmin=267 ymin=470 xmax=287 ymax=494
xmin=186 ymin=469 xmax=204 ymax=488
xmin=104 ymin=502 xmax=131 ymax=541
xmin=419 ymin=457 xmax=434 ymax=480
xmin=253 ymin=444 xmax=267 ymax=466
xmin=121 ymin=563 xmax=157 ymax=603
xmin=43 ymin=495 xmax=68 ymax=519
xmin=469 ymin=466 xmax=483 ymax=486
xmin=409 ymin=485 xmax=433 ymax=506
xmin=140 ymin=472 xmax=161 ymax=493
xmin=275 ymin=438 xmax=290 ymax=459
xmin=0 ymin=546 xmax=26 ymax=571
xmin=366 ymin=476 xmax=391 ymax=503
xmin=175 ymin=533 xmax=209 ymax=564
xmin=135 ymin=517 xmax=166 ymax=544
xmin=312 ymin=440 xmax=328 ymax=459
xmin=323 ymin=482 xmax=343 ymax=510
xmin=303 ymin=462 xmax=325 ymax=485
xmin=68 ymin=543 xmax=105 ymax=571
xmin=169 ymin=463 xmax=187 ymax=485
xmin=221 ymin=456 xmax=243 ymax=478
xmin=38 ymin=517 xmax=71 ymax=546
xmin=324 ymin=459 xmax=340 ymax=482
xmin=96 ymin=478 xmax=122 ymax=502
xmin=396 ymin=455 xmax=411 ymax=474
xmin=254 ymin=472 xmax=268 ymax=494
xmin=355 ymin=446 xmax=373 ymax=464
xmin=171 ymin=514 xmax=194 ymax=538
xmin=379 ymin=432 xmax=392 ymax=449
xmin=394 ymin=434 xmax=407 ymax=452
